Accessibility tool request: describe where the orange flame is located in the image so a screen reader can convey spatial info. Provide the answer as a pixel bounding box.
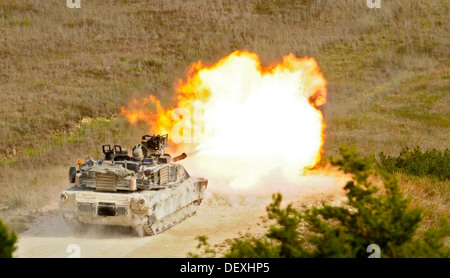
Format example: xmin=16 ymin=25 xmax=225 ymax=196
xmin=121 ymin=50 xmax=327 ymax=191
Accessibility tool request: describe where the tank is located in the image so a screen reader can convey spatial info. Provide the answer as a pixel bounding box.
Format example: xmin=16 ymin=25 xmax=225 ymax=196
xmin=59 ymin=134 xmax=208 ymax=236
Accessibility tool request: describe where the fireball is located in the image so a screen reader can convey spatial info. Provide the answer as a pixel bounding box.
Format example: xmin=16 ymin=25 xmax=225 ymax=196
xmin=121 ymin=50 xmax=327 ymax=191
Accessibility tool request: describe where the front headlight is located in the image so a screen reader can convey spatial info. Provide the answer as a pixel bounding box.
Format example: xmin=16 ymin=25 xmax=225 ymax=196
xmin=138 ymin=198 xmax=147 ymax=206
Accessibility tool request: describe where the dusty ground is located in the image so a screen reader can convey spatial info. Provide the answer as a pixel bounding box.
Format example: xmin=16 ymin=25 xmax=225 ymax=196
xmin=15 ymin=171 xmax=348 ymax=258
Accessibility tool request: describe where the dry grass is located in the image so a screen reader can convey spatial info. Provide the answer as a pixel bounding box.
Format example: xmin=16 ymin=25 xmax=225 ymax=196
xmin=397 ymin=174 xmax=449 ymax=234
xmin=0 ymin=0 xmax=448 ymax=232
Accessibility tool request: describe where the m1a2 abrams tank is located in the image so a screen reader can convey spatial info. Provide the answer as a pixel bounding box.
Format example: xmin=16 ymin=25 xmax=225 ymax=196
xmin=59 ymin=134 xmax=208 ymax=236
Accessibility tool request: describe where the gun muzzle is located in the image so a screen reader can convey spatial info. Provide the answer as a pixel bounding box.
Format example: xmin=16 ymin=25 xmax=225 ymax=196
xmin=172 ymin=152 xmax=187 ymax=162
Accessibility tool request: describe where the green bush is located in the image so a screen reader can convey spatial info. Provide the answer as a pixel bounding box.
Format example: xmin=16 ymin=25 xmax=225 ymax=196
xmin=190 ymin=144 xmax=449 ymax=258
xmin=378 ymin=146 xmax=449 ymax=180
xmin=0 ymin=219 xmax=17 ymax=258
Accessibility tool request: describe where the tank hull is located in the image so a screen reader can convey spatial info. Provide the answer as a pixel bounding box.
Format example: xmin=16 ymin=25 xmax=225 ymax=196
xmin=59 ymin=177 xmax=207 ymax=236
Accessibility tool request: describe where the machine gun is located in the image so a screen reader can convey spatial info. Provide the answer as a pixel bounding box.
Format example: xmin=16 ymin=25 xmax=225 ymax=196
xmin=140 ymin=134 xmax=187 ymax=164
xmin=141 ymin=134 xmax=168 ymax=155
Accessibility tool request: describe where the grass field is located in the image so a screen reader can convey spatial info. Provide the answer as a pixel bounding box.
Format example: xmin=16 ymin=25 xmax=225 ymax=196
xmin=0 ymin=0 xmax=448 ymax=234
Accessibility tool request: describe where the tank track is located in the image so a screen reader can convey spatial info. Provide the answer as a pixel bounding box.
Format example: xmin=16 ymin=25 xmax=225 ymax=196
xmin=140 ymin=199 xmax=203 ymax=236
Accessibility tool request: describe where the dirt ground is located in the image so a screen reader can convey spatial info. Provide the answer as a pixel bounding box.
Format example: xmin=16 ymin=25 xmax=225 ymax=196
xmin=15 ymin=171 xmax=348 ymax=258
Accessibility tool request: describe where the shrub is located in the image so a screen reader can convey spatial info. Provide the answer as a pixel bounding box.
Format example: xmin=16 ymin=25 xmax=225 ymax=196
xmin=378 ymin=146 xmax=449 ymax=180
xmin=0 ymin=219 xmax=17 ymax=258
